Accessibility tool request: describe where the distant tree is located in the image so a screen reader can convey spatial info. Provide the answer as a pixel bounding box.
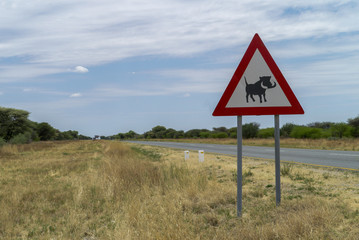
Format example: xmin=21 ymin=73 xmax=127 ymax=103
xmin=213 ymin=127 xmax=228 ymax=133
xmin=184 ymin=129 xmax=203 ymax=138
xmin=79 ymin=134 xmax=92 ymax=140
xmin=200 ymin=131 xmax=211 ymax=138
xmin=0 ymin=107 xmax=32 ymax=141
xmin=164 ymin=128 xmax=177 ymax=138
xmin=115 ymin=133 xmax=125 ymax=139
xmin=144 ymin=130 xmax=155 ymax=139
xmin=242 ymin=122 xmax=260 ymax=139
xmin=280 ymin=123 xmax=297 ymax=137
xmin=228 ymin=127 xmax=237 ymax=138
xmin=330 ymin=123 xmax=352 ymax=138
xmin=348 ymin=115 xmax=359 ymax=137
xmin=125 ymin=130 xmax=138 ymax=139
xmin=173 ymin=130 xmax=184 ymax=139
xmin=37 ymin=122 xmax=56 ymax=141
xmin=151 ymin=126 xmax=167 ymax=138
xmin=57 ymin=130 xmax=79 ymax=140
xmin=348 ymin=115 xmax=359 ymax=127
xmin=307 ymin=122 xmax=334 ymax=129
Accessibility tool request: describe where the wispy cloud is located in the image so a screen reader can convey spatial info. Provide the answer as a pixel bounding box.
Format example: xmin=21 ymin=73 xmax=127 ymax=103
xmin=93 ymin=68 xmax=232 ymax=97
xmin=70 ymin=93 xmax=82 ymax=98
xmin=1 ymin=0 xmax=358 ymax=82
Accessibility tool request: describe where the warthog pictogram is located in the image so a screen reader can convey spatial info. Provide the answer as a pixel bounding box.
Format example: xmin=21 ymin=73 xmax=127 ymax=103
xmin=245 ymin=76 xmax=277 ymax=103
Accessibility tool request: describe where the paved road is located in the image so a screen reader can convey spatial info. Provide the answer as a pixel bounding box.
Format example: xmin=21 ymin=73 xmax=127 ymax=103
xmin=127 ymin=141 xmax=359 ymax=170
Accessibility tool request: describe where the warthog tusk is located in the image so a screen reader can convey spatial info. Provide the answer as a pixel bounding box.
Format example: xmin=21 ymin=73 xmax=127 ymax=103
xmin=261 ymin=82 xmax=268 ymax=89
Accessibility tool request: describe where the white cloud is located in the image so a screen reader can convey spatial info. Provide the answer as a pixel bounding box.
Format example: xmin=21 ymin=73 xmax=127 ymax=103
xmin=0 ymin=65 xmax=63 ymax=82
xmin=70 ymin=93 xmax=82 ymax=98
xmin=73 ymin=66 xmax=89 ymax=73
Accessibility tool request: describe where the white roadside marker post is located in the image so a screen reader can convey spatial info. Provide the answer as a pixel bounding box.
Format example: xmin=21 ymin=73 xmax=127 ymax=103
xmin=198 ymin=150 xmax=204 ymax=162
xmin=184 ymin=151 xmax=190 ymax=161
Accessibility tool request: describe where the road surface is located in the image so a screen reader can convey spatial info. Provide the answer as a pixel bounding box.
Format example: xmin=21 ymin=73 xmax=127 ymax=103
xmin=127 ymin=141 xmax=359 ymax=170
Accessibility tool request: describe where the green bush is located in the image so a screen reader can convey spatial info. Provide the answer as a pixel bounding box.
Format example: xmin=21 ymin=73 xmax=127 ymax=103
xmin=280 ymin=123 xmax=296 ymax=137
xmin=230 ymin=132 xmax=237 ymax=138
xmin=242 ymin=123 xmax=259 ymax=139
xmin=9 ymin=132 xmax=32 ymax=144
xmin=211 ymin=132 xmax=228 ymax=138
xmin=290 ymin=126 xmax=325 ymax=139
xmin=200 ymin=132 xmax=210 ymax=138
xmin=330 ymin=123 xmax=353 ymax=138
xmin=258 ymin=128 xmax=274 ymax=138
xmin=228 ymin=127 xmax=237 ymax=138
xmin=0 ymin=137 xmax=6 ymax=147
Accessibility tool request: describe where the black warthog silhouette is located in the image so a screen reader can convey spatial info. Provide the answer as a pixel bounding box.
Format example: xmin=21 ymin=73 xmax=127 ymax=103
xmin=245 ymin=76 xmax=276 ymax=103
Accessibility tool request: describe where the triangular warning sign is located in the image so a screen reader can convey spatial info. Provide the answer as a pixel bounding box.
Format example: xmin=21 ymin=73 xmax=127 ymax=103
xmin=213 ymin=34 xmax=304 ymax=116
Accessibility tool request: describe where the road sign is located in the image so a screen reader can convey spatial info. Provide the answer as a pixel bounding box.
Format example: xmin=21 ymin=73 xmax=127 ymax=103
xmin=213 ymin=33 xmax=304 ymax=116
xmin=212 ymin=33 xmax=305 ymax=217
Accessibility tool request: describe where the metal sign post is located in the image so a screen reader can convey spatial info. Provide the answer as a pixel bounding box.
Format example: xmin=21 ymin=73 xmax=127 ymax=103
xmin=274 ymin=115 xmax=281 ymax=206
xmin=237 ymin=116 xmax=243 ymax=217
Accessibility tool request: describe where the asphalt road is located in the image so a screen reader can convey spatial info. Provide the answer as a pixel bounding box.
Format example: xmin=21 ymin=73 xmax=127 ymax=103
xmin=127 ymin=141 xmax=359 ymax=170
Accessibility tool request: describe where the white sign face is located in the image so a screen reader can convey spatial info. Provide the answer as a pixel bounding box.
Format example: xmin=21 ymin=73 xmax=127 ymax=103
xmin=226 ymin=49 xmax=291 ymax=108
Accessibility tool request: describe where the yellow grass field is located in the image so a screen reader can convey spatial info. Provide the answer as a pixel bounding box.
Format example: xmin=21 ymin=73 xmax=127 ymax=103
xmin=0 ymin=140 xmax=358 ymax=239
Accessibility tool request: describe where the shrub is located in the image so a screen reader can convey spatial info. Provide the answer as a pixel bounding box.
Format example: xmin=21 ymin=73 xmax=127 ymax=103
xmin=212 ymin=132 xmax=228 ymax=138
xmin=200 ymin=132 xmax=210 ymax=138
xmin=228 ymin=127 xmax=237 ymax=138
xmin=290 ymin=126 xmax=324 ymax=139
xmin=281 ymin=164 xmax=293 ymax=176
xmin=330 ymin=123 xmax=353 ymax=138
xmin=230 ymin=132 xmax=237 ymax=138
xmin=280 ymin=123 xmax=296 ymax=137
xmin=9 ymin=132 xmax=32 ymax=144
xmin=258 ymin=128 xmax=274 ymax=138
xmin=0 ymin=137 xmax=6 ymax=147
xmin=242 ymin=122 xmax=259 ymax=139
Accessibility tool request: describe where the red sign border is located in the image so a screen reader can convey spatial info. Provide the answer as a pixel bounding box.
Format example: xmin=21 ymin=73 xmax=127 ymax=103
xmin=213 ymin=33 xmax=304 ymax=116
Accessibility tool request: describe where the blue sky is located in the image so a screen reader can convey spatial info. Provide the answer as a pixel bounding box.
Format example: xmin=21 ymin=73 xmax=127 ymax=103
xmin=1 ymin=0 xmax=359 ymax=137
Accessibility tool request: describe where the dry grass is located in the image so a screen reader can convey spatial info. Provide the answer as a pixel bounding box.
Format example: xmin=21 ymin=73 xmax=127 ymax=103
xmin=147 ymin=138 xmax=359 ymax=151
xmin=0 ymin=140 xmax=358 ymax=239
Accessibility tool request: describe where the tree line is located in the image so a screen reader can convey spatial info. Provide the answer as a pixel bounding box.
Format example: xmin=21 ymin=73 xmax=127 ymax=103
xmin=2 ymin=106 xmax=359 ymax=145
xmin=0 ymin=107 xmax=91 ymax=146
xmin=111 ymin=115 xmax=359 ymax=140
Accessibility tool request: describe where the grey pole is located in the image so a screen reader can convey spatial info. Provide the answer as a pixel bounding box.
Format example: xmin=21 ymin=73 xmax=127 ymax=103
xmin=237 ymin=116 xmax=243 ymax=217
xmin=274 ymin=115 xmax=281 ymax=206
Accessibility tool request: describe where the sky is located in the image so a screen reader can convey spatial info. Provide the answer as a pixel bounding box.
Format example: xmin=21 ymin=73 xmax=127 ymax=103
xmin=1 ymin=0 xmax=359 ymax=137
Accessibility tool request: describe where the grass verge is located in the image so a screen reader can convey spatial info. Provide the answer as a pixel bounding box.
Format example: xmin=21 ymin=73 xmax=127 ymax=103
xmin=0 ymin=140 xmax=358 ymax=239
